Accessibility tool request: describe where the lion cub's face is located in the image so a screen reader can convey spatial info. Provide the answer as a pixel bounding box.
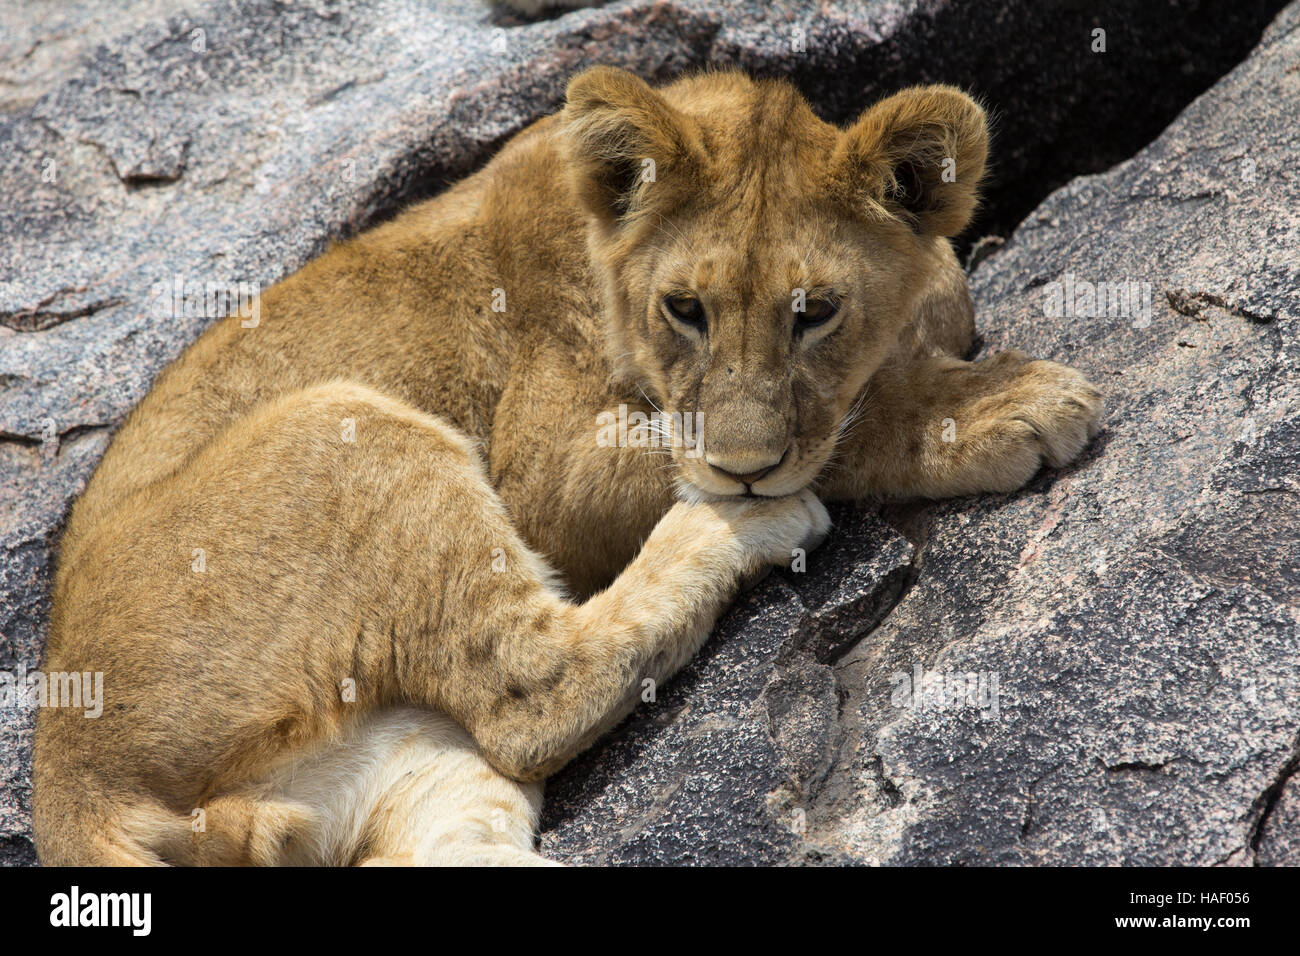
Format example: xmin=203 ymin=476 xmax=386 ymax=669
xmin=564 ymin=68 xmax=988 ymax=499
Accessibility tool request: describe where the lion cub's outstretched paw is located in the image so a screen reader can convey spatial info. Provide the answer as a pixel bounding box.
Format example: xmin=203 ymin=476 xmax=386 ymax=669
xmin=960 ymin=352 xmax=1104 ymax=493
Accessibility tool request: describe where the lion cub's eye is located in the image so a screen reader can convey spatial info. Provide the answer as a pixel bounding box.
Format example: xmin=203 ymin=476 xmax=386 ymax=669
xmin=795 ymin=297 xmax=839 ymax=330
xmin=663 ymin=294 xmax=706 ymax=331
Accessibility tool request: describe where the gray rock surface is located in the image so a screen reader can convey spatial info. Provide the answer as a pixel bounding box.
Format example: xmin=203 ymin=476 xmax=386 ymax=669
xmin=0 ymin=0 xmax=1295 ymax=865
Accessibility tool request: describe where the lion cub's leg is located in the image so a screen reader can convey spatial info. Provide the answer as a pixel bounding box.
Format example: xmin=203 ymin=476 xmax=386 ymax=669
xmin=261 ymin=707 xmax=555 ymax=866
xmin=822 ymin=350 xmax=1104 ymax=500
xmin=819 ymin=252 xmax=1103 ymax=501
xmin=441 ymin=489 xmax=830 ymax=782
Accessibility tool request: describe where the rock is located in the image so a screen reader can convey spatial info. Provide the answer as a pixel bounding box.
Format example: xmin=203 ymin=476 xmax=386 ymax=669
xmin=0 ymin=708 xmax=33 ymax=867
xmin=0 ymin=0 xmax=1294 ymax=866
xmin=1256 ymin=772 xmax=1300 ymax=867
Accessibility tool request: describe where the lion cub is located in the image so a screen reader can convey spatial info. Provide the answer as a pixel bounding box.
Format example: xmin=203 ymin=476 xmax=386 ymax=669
xmin=33 ymin=68 xmax=1100 ymax=865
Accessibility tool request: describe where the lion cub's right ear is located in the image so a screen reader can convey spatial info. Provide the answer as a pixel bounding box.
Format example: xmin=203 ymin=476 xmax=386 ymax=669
xmin=562 ymin=66 xmax=707 ymax=229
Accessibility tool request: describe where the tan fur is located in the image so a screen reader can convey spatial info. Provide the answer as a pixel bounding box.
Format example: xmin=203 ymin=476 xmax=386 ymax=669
xmin=33 ymin=68 xmax=1100 ymax=866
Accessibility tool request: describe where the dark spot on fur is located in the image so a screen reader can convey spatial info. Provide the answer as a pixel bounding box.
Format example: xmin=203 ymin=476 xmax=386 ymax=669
xmin=529 ymin=608 xmax=554 ymax=635
xmin=538 ymin=664 xmax=567 ymax=692
xmin=466 ymin=635 xmax=494 ymax=665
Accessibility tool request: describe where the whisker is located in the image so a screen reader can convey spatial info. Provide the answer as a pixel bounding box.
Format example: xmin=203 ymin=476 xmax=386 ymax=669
xmin=635 ymin=383 xmax=665 ymax=416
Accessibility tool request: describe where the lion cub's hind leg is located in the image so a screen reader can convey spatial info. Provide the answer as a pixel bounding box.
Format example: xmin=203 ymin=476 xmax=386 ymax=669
xmin=264 ymin=707 xmax=555 ymax=866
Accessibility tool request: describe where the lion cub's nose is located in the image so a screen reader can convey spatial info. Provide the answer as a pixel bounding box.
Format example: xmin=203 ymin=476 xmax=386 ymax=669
xmin=706 ymin=448 xmax=787 ymax=485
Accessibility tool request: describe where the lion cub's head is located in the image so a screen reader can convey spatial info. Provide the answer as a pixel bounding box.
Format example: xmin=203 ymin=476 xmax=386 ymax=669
xmin=562 ymin=67 xmax=988 ymax=499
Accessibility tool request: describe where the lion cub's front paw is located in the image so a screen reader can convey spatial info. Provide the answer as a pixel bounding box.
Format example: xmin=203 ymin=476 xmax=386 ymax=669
xmin=718 ymin=488 xmax=831 ymax=574
xmin=957 ymin=352 xmax=1104 ymax=493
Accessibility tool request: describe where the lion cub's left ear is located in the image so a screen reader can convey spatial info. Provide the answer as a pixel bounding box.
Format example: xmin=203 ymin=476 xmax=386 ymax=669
xmin=831 ymin=85 xmax=989 ymax=237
